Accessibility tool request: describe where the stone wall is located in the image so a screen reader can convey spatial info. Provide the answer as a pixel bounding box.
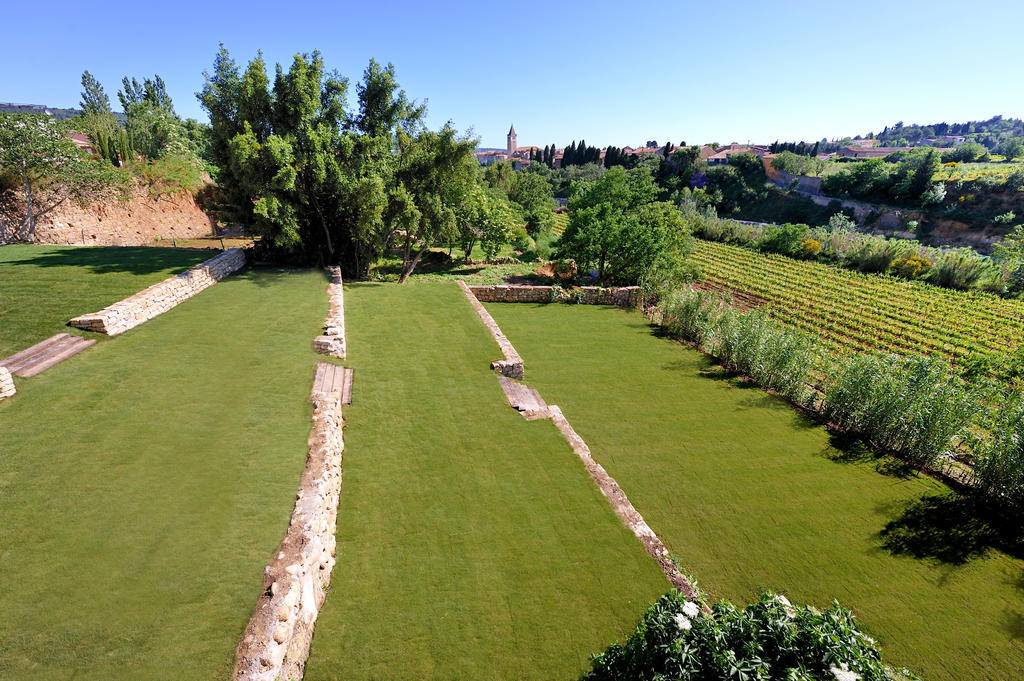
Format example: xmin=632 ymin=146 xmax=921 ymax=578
xmin=458 ymin=281 xmax=524 ymax=379
xmin=69 ymin=249 xmax=246 ymax=335
xmin=0 ymin=367 xmax=15 ymax=402
xmin=5 ymin=185 xmax=217 ymax=246
xmin=313 ymin=267 xmax=346 ymax=359
xmin=468 ymin=284 xmax=640 ymax=307
xmin=233 ymin=377 xmax=344 ymax=681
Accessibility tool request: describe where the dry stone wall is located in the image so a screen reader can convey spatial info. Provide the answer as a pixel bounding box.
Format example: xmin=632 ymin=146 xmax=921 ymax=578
xmin=234 ymin=377 xmax=344 ymax=681
xmin=69 ymin=249 xmax=246 ymax=335
xmin=8 ymin=185 xmax=216 ymax=246
xmin=468 ymin=284 xmax=640 ymax=307
xmin=0 ymin=367 xmax=15 ymax=402
xmin=313 ymin=267 xmax=346 ymax=358
xmin=458 ymin=281 xmax=524 ymax=379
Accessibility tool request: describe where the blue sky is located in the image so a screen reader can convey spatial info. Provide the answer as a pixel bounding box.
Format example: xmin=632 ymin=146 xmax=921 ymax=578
xmin=6 ymin=1 xmax=1022 ymax=148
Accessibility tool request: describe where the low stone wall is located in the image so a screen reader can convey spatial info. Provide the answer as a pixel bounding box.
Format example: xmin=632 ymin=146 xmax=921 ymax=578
xmin=233 ymin=375 xmax=344 ymax=681
xmin=468 ymin=284 xmax=640 ymax=307
xmin=69 ymin=249 xmax=246 ymax=335
xmin=313 ymin=267 xmax=346 ymax=358
xmin=0 ymin=367 xmax=15 ymax=402
xmin=458 ymin=281 xmax=524 ymax=379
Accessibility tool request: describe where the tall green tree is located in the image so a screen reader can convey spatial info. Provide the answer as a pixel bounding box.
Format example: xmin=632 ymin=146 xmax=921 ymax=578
xmin=79 ymin=71 xmax=111 ymax=115
xmin=198 ymin=47 xmax=492 ymax=280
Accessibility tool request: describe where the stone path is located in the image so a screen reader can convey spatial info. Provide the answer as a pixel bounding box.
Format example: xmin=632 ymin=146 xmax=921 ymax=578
xmin=0 ymin=333 xmax=95 ymax=378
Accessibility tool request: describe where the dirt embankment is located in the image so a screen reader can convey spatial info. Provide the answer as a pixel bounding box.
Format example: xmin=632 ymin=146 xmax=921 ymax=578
xmin=3 ymin=185 xmax=218 ymax=246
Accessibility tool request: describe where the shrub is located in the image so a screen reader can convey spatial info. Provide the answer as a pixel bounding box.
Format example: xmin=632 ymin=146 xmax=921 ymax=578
xmin=714 ymin=309 xmax=818 ymax=404
xmin=510 ymin=229 xmax=533 ymax=253
xmin=533 ymin=230 xmax=559 ymax=260
xmin=659 ymin=288 xmax=726 ymax=348
xmin=927 ymin=249 xmax=994 ymax=289
xmin=975 ymin=391 xmax=1024 ymax=516
xmin=584 ymin=590 xmax=918 ymax=681
xmin=994 ymin=211 xmax=1016 ymax=225
xmin=821 ymin=354 xmax=981 ymax=468
xmin=799 ymin=237 xmax=823 ymax=257
xmin=889 ymin=254 xmax=931 ymax=279
xmin=132 ymin=155 xmax=204 ymax=197
xmin=1005 ymin=167 xmax=1024 ymax=192
xmin=759 ymin=222 xmax=810 ymax=256
xmin=846 ymin=235 xmax=913 ymax=273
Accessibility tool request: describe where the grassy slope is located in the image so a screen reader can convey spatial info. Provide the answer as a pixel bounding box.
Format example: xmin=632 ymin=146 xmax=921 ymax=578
xmin=486 ymin=302 xmax=1024 ymax=681
xmin=0 ymin=245 xmax=212 ymax=357
xmin=0 ymin=267 xmax=326 ymax=680
xmin=304 ymin=282 xmax=667 ymax=681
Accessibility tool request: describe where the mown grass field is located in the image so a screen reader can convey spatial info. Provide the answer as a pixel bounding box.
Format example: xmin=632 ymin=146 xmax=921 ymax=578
xmin=304 ymin=282 xmax=668 ymax=681
xmin=691 ymin=238 xmax=1024 ymax=362
xmin=486 ymin=302 xmax=1024 ymax=681
xmin=0 ymin=262 xmax=326 ymax=680
xmin=0 ymin=245 xmax=211 ymax=357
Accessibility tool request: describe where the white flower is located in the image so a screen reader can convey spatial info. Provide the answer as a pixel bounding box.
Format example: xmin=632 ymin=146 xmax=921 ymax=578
xmin=829 ymin=664 xmax=861 ymax=681
xmin=776 ymin=594 xmax=797 ymax=618
xmin=682 ymin=601 xmax=700 ymax=618
xmin=673 ymin=613 xmax=692 ymax=631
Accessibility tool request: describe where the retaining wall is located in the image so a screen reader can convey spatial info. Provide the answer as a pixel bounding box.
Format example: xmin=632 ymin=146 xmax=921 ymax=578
xmin=468 ymin=284 xmax=640 ymax=307
xmin=233 ymin=380 xmax=344 ymax=681
xmin=313 ymin=267 xmax=346 ymax=358
xmin=69 ymin=249 xmax=246 ymax=335
xmin=0 ymin=367 xmax=15 ymax=402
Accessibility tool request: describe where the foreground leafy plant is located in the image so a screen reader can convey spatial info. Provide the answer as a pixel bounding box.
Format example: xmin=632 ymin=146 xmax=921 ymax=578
xmin=584 ymin=590 xmax=920 ymax=681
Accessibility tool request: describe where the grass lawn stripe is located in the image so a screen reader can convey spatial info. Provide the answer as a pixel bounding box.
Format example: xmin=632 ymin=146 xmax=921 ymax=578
xmin=0 ymin=245 xmax=213 ymax=358
xmin=484 ymin=302 xmax=1024 ymax=681
xmin=303 ymin=281 xmax=667 ymax=681
xmin=0 ymin=266 xmax=326 ymax=680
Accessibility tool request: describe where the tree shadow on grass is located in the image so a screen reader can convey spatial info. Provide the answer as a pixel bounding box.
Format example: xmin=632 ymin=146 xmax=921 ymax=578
xmin=878 ymin=492 xmax=1024 ymax=567
xmin=12 ymin=246 xmax=209 ymax=275
xmin=823 ymin=433 xmax=918 ymax=479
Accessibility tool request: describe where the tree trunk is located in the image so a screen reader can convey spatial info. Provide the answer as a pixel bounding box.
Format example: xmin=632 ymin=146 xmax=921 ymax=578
xmin=398 ymin=244 xmax=430 ymax=284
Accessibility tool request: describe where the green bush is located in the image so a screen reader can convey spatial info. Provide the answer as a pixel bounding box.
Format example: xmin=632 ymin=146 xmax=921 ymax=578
xmin=660 ymin=288 xmax=725 ymax=348
xmin=821 ymin=355 xmax=981 ymax=468
xmin=714 ymin=309 xmax=818 ymax=404
xmin=926 ymin=249 xmax=994 ymax=289
xmin=132 ymin=155 xmax=204 ymax=197
xmin=975 ymin=391 xmax=1024 ymax=516
xmin=758 ymin=223 xmax=810 ymax=257
xmin=584 ymin=590 xmax=919 ymax=681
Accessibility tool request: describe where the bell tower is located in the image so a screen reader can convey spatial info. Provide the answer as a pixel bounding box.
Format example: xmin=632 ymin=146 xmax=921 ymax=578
xmin=507 ymin=124 xmax=517 ymax=156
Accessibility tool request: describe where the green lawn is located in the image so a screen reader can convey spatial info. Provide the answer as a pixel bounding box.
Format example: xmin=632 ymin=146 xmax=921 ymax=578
xmin=0 ymin=245 xmax=211 ymax=357
xmin=304 ymin=281 xmax=667 ymax=681
xmin=0 ymin=266 xmax=326 ymax=680
xmin=485 ymin=302 xmax=1024 ymax=681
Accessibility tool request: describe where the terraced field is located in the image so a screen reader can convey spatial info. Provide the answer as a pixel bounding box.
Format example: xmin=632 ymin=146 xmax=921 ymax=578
xmin=691 ymin=239 xmax=1024 ymax=361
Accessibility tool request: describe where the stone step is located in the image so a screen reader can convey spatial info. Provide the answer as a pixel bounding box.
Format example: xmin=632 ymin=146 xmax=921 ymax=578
xmin=15 ymin=337 xmax=96 ymax=378
xmin=311 ymin=362 xmax=353 ymax=404
xmin=0 ymin=333 xmax=74 ymax=371
xmin=497 ymin=375 xmax=547 ymax=413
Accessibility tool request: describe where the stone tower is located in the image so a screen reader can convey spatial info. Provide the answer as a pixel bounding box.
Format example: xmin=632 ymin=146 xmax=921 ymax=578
xmin=507 ymin=124 xmax=516 ymax=156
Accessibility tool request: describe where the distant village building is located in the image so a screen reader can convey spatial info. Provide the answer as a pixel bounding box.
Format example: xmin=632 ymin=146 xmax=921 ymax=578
xmin=507 ymin=124 xmax=516 ymax=157
xmin=704 ymin=144 xmax=769 ymax=164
